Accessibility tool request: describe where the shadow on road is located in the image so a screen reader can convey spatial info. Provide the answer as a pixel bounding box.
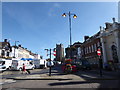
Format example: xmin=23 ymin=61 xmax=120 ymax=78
xmin=50 ymin=64 xmax=120 ymax=88
xmin=49 ymin=80 xmax=94 ymax=86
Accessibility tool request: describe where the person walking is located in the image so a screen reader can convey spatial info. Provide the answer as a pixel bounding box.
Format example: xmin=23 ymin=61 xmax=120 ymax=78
xmin=22 ymin=63 xmax=27 ymax=74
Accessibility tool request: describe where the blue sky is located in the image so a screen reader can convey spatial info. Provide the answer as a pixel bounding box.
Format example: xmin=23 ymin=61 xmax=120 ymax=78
xmin=2 ymin=2 xmax=118 ymax=59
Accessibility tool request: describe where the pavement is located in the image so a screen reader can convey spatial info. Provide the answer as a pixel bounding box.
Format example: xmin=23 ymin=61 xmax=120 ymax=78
xmin=6 ymin=65 xmax=120 ymax=81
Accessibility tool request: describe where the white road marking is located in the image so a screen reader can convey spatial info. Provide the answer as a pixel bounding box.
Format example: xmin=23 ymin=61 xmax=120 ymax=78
xmin=0 ymin=79 xmax=16 ymax=85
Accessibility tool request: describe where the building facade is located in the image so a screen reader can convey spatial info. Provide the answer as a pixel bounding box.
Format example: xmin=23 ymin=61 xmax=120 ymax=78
xmin=0 ymin=39 xmax=43 ymax=60
xmin=72 ymin=42 xmax=82 ymax=60
xmin=80 ymin=18 xmax=120 ymax=69
xmin=56 ymin=44 xmax=64 ymax=62
xmin=0 ymin=39 xmax=12 ymax=59
xmin=100 ymin=18 xmax=120 ymax=69
xmin=81 ymin=33 xmax=101 ymax=68
xmin=10 ymin=44 xmax=40 ymax=59
xmin=65 ymin=42 xmax=82 ymax=60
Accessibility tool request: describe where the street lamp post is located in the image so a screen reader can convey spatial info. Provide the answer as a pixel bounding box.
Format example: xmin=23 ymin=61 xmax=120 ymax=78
xmin=45 ymin=48 xmax=52 ymax=76
xmin=62 ymin=11 xmax=77 ymax=59
xmin=14 ymin=41 xmax=19 ymax=58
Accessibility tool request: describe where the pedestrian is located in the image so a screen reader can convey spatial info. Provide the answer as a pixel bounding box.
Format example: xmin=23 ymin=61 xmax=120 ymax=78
xmin=26 ymin=69 xmax=31 ymax=74
xmin=22 ymin=63 xmax=27 ymax=74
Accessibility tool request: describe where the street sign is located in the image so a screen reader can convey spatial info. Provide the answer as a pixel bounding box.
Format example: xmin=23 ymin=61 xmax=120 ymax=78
xmin=53 ymin=50 xmax=56 ymax=56
xmin=97 ymin=49 xmax=101 ymax=56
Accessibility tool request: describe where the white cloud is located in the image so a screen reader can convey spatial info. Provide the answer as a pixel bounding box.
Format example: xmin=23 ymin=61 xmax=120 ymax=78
xmin=48 ymin=3 xmax=61 ymax=17
xmin=54 ymin=3 xmax=60 ymax=8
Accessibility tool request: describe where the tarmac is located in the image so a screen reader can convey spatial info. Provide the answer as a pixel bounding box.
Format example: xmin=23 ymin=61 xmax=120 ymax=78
xmin=6 ymin=66 xmax=120 ymax=80
xmin=1 ymin=65 xmax=120 ymax=88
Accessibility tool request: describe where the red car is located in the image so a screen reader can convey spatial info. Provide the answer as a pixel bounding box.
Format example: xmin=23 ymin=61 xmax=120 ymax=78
xmin=62 ymin=64 xmax=77 ymax=73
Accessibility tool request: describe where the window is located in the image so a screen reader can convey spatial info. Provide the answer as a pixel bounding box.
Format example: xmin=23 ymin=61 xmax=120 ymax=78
xmin=85 ymin=48 xmax=86 ymax=54
xmin=111 ymin=45 xmax=119 ymax=63
xmin=2 ymin=61 xmax=5 ymax=65
xmin=0 ymin=61 xmax=4 ymax=65
xmin=89 ymin=46 xmax=91 ymax=53
xmin=87 ymin=47 xmax=89 ymax=53
xmin=30 ymin=62 xmax=33 ymax=65
xmin=94 ymin=44 xmax=97 ymax=51
xmin=92 ymin=45 xmax=94 ymax=52
xmin=97 ymin=42 xmax=100 ymax=47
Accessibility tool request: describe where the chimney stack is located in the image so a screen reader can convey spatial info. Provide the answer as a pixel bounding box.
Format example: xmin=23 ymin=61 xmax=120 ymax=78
xmin=18 ymin=44 xmax=21 ymax=47
xmin=100 ymin=26 xmax=102 ymax=31
xmin=84 ymin=36 xmax=89 ymax=41
xmin=4 ymin=39 xmax=7 ymax=42
xmin=112 ymin=18 xmax=115 ymax=23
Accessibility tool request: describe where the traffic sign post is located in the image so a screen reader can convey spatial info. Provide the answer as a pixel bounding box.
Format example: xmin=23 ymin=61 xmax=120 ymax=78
xmin=97 ymin=48 xmax=101 ymax=56
xmin=97 ymin=48 xmax=103 ymax=77
xmin=44 ymin=48 xmax=52 ymax=76
xmin=45 ymin=48 xmax=56 ymax=76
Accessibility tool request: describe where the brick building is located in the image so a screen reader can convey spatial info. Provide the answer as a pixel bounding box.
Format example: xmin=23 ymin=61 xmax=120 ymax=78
xmin=81 ymin=32 xmax=101 ymax=68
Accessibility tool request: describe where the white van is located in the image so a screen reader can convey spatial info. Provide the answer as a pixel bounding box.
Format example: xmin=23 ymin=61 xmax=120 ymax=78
xmin=33 ymin=59 xmax=40 ymax=69
xmin=0 ymin=59 xmax=12 ymax=70
xmin=11 ymin=60 xmax=35 ymax=71
xmin=33 ymin=59 xmax=45 ymax=69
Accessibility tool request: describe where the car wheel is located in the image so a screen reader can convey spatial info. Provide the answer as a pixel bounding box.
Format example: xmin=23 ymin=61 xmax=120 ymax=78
xmin=35 ymin=65 xmax=37 ymax=69
xmin=32 ymin=67 xmax=35 ymax=70
xmin=8 ymin=66 xmax=11 ymax=70
xmin=19 ymin=67 xmax=22 ymax=71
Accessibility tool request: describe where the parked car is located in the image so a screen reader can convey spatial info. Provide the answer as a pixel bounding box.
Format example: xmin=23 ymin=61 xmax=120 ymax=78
xmin=74 ymin=59 xmax=91 ymax=70
xmin=62 ymin=63 xmax=77 ymax=73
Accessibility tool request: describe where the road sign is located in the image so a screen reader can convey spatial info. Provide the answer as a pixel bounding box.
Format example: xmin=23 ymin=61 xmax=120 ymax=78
xmin=53 ymin=51 xmax=56 ymax=56
xmin=97 ymin=49 xmax=101 ymax=56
